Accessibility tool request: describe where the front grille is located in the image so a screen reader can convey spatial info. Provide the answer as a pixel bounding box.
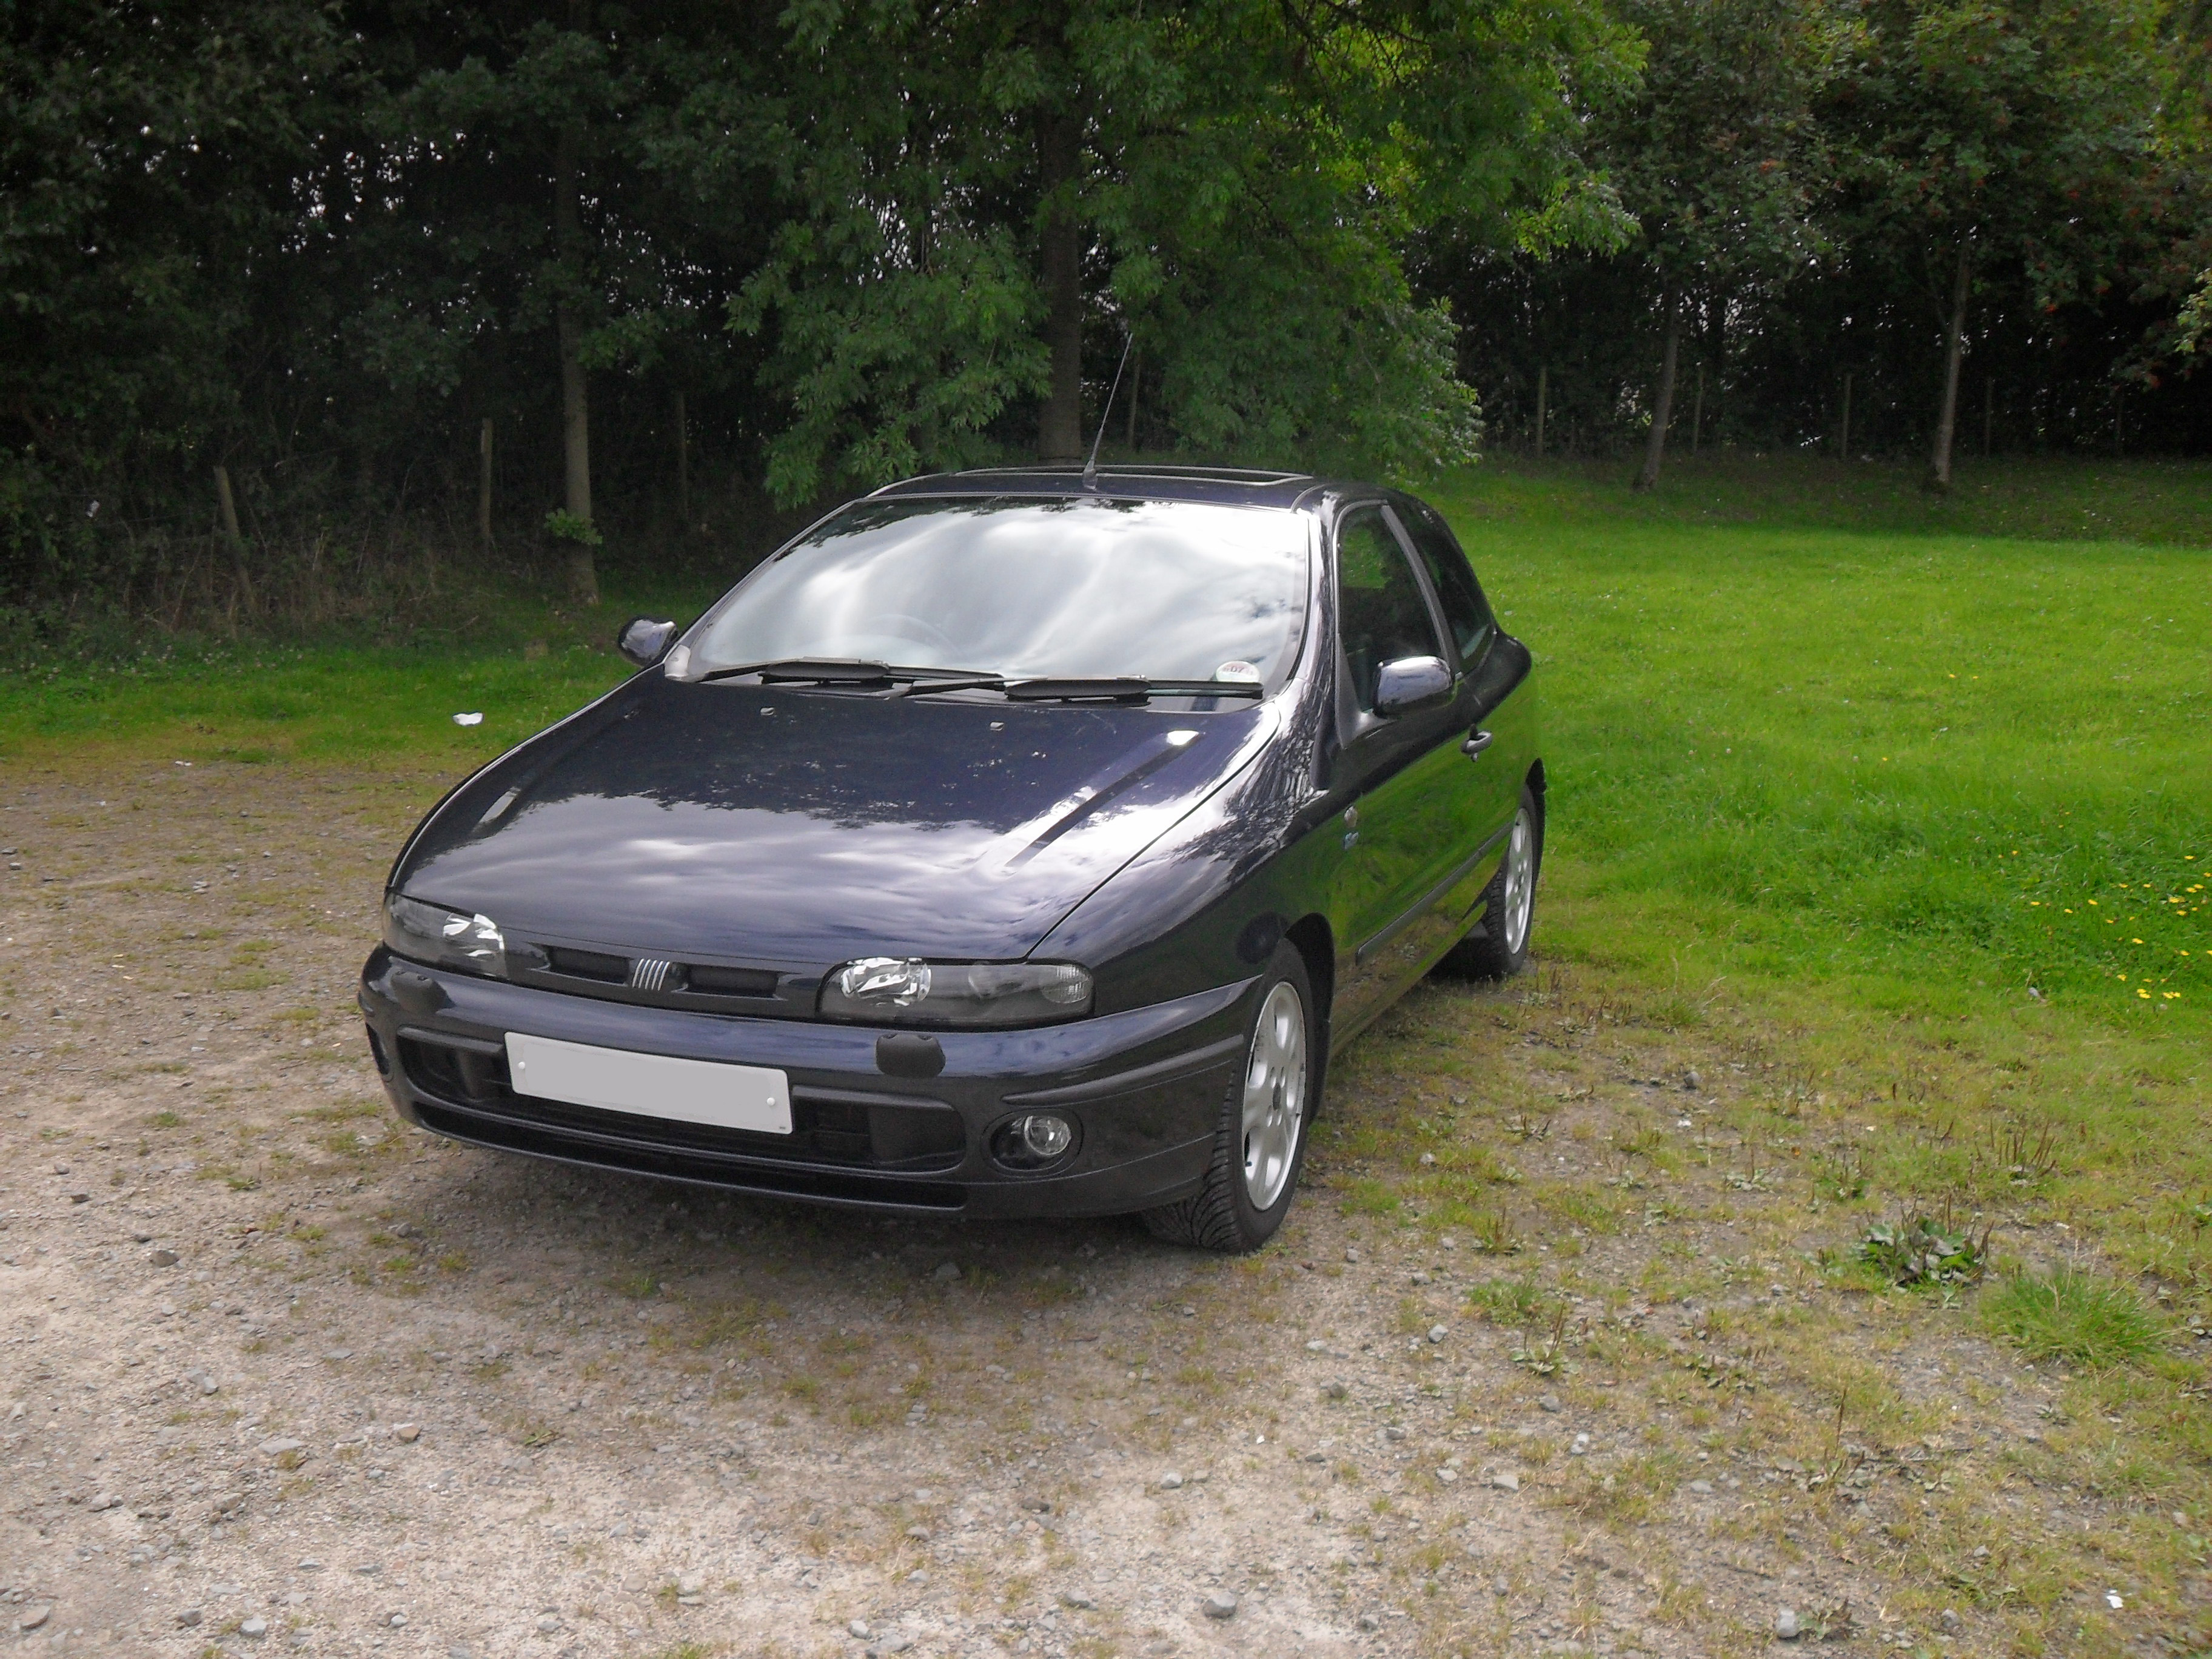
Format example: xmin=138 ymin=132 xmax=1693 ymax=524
xmin=546 ymin=947 xmax=629 ymax=983
xmin=411 ymin=1099 xmax=964 ymax=1210
xmin=397 ymin=1034 xmax=965 ymax=1173
xmin=536 ymin=948 xmax=784 ymax=1005
xmin=684 ymin=964 xmax=779 ymax=997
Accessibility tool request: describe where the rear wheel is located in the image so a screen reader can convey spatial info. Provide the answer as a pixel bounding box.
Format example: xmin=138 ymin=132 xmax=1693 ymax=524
xmin=1438 ymin=783 xmax=1542 ymax=980
xmin=1141 ymin=941 xmax=1316 ymax=1252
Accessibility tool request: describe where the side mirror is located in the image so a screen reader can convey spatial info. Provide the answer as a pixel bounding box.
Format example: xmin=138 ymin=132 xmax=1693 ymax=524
xmin=1373 ymin=654 xmax=1453 ymax=716
xmin=617 ymin=615 xmax=678 ymax=668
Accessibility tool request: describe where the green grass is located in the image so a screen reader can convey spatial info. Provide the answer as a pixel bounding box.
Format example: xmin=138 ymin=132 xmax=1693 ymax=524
xmin=1432 ymin=454 xmax=2212 ymax=1021
xmin=1982 ymin=1269 xmax=2166 ymax=1367
xmin=0 ymin=568 xmax=723 ymax=766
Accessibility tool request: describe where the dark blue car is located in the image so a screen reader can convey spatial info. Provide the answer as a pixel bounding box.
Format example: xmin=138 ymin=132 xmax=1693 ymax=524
xmin=360 ymin=466 xmax=1543 ymax=1251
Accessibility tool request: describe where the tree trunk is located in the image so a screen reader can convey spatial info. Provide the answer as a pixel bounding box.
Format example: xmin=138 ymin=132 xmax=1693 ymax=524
xmin=1928 ymin=242 xmax=1971 ymax=493
xmin=1633 ymin=292 xmax=1681 ymax=491
xmin=1533 ymin=366 xmax=1547 ymax=457
xmin=674 ymin=390 xmax=689 ymax=524
xmin=1036 ymin=112 xmax=1084 ymax=462
xmin=552 ymin=14 xmax=598 ymax=605
xmin=477 ymin=418 xmax=494 ymax=548
xmin=1124 ymin=347 xmax=1141 ymax=451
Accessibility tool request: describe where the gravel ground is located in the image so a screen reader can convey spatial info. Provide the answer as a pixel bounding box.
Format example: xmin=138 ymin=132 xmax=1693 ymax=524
xmin=0 ymin=759 xmax=2128 ymax=1659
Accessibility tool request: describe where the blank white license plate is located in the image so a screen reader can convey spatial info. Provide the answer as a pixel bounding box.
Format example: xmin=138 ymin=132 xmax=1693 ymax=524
xmin=504 ymin=1033 xmax=791 ymax=1136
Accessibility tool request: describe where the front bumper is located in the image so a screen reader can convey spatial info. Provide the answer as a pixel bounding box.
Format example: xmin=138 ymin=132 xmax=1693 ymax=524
xmin=358 ymin=946 xmax=1253 ymax=1219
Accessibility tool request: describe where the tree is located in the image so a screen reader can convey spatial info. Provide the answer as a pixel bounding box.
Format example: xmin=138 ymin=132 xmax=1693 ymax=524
xmin=1590 ymin=0 xmax=1842 ymax=489
xmin=1828 ymin=0 xmax=2168 ymax=490
xmin=734 ymin=0 xmax=1638 ymax=504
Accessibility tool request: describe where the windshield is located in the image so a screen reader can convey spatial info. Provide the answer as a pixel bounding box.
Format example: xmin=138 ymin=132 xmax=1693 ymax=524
xmin=685 ymin=495 xmax=1310 ymax=691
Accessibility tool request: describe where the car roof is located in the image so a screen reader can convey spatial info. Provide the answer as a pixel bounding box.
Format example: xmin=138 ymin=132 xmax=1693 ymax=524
xmin=870 ymin=464 xmax=1369 ymax=511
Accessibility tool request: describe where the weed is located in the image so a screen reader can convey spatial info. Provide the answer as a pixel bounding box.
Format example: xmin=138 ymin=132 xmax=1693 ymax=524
xmin=1811 ymin=1141 xmax=1869 ymax=1202
xmin=1466 ymin=1278 xmax=1553 ymax=1326
xmin=1982 ymin=1270 xmax=2163 ymax=1368
xmin=1857 ymin=1213 xmax=1992 ymax=1288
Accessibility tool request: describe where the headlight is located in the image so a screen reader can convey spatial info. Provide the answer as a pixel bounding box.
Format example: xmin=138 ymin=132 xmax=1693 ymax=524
xmin=383 ymin=893 xmax=507 ymax=979
xmin=819 ymin=957 xmax=1093 ymax=1028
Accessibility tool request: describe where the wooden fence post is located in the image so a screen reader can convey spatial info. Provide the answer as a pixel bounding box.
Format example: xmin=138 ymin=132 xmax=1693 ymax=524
xmin=674 ymin=392 xmax=689 ymax=523
xmin=478 ymin=418 xmax=494 ymax=547
xmin=213 ymin=465 xmax=241 ymax=544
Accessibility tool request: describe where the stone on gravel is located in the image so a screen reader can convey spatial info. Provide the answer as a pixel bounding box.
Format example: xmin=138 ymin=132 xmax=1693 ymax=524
xmin=1493 ymin=1472 xmax=1520 ymax=1492
xmin=1061 ymin=1590 xmax=1095 ymax=1609
xmin=1689 ymin=1480 xmax=1715 ymax=1495
xmin=176 ymin=1609 xmax=203 ymax=1627
xmin=1158 ymin=1471 xmax=1183 ymax=1490
xmin=150 ymin=1248 xmax=179 ymax=1266
xmin=932 ymin=1260 xmax=960 ymax=1281
xmin=1427 ymin=1324 xmax=1448 ymax=1342
xmin=394 ymin=1423 xmax=421 ymax=1443
xmin=1538 ymin=1393 xmax=1562 ymax=1413
xmin=848 ymin=1620 xmax=871 ymax=1639
xmin=131 ymin=1229 xmax=153 ymax=1243
xmin=1492 ymin=1576 xmax=1511 ymax=1596
xmin=1775 ymin=1607 xmax=1800 ymax=1641
xmin=18 ymin=1606 xmax=51 ymax=1633
xmin=1321 ymin=1379 xmax=1347 ymax=1401
xmin=537 ymin=1616 xmax=561 ymax=1634
xmin=256 ymin=1436 xmax=305 ymax=1456
xmin=1202 ymin=1590 xmax=1239 ymax=1620
xmin=1344 ymin=1246 xmax=1361 ymax=1263
xmin=677 ymin=1572 xmax=705 ymax=1596
xmin=1357 ymin=1613 xmax=1381 ymax=1631
xmin=89 ymin=1491 xmax=119 ymax=1510
xmin=241 ymin=1614 xmax=269 ymax=1638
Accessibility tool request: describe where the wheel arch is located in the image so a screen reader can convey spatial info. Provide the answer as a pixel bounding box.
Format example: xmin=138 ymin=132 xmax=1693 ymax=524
xmin=1281 ymin=912 xmax=1335 ymax=1106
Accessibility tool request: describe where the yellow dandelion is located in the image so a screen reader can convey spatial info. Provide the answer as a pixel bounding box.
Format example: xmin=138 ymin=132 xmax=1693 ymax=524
xmin=2165 ymin=991 xmax=2182 ymax=1000
xmin=2132 ymin=937 xmax=2145 ymax=944
xmin=2137 ymin=988 xmax=2151 ymax=998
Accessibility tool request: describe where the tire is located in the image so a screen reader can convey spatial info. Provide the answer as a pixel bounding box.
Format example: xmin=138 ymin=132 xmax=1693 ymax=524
xmin=1141 ymin=940 xmax=1316 ymax=1253
xmin=1438 ymin=783 xmax=1543 ymax=980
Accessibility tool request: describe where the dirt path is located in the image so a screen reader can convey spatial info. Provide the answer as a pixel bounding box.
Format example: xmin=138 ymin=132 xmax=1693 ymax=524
xmin=0 ymin=759 xmax=2136 ymax=1659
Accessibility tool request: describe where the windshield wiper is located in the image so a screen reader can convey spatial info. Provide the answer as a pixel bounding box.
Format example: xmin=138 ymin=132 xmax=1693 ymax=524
xmin=696 ymin=659 xmax=1264 ymax=702
xmin=998 ymin=677 xmax=1265 ymax=703
xmin=694 ymin=657 xmax=896 ymax=685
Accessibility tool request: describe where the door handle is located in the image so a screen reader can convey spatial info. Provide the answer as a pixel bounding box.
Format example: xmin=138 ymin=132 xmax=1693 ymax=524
xmin=1462 ymin=729 xmax=1495 ymax=758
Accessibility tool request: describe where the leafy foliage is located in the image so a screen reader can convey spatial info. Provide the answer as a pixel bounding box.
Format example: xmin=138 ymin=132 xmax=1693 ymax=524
xmin=1857 ymin=1215 xmax=1991 ymax=1287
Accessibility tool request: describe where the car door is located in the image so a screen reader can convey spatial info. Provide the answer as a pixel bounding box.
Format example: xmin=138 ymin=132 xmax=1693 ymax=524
xmin=1325 ymin=503 xmax=1475 ymax=1035
xmin=1390 ymin=491 xmax=1524 ymax=856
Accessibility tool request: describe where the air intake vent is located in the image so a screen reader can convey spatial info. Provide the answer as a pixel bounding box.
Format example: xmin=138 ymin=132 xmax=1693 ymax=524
xmin=628 ymin=956 xmax=675 ymax=991
xmin=545 ymin=947 xmax=630 ymax=984
xmin=685 ymin=964 xmax=779 ymax=997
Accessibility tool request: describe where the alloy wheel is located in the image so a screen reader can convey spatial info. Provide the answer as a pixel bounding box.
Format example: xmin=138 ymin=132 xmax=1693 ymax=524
xmin=1501 ymin=806 xmax=1535 ymax=957
xmin=1241 ymin=980 xmax=1307 ymax=1209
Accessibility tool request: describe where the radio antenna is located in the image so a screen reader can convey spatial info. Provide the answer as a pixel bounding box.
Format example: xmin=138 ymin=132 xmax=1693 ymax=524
xmin=1082 ymin=331 xmax=1136 ymax=488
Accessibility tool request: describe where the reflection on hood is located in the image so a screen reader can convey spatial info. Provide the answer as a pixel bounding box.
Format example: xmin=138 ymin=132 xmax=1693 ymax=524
xmin=398 ymin=677 xmax=1271 ymax=964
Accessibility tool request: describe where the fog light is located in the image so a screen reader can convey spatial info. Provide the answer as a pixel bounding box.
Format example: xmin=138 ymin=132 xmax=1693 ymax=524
xmin=991 ymin=1111 xmax=1079 ymax=1170
xmin=1022 ymin=1114 xmax=1072 ymax=1159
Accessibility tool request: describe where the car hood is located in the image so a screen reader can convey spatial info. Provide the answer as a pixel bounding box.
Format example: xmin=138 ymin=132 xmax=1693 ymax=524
xmin=395 ymin=675 xmax=1273 ymax=964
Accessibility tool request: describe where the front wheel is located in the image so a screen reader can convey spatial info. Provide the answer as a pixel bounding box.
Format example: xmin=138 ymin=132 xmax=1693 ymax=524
xmin=1141 ymin=941 xmax=1316 ymax=1253
xmin=1438 ymin=783 xmax=1543 ymax=980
